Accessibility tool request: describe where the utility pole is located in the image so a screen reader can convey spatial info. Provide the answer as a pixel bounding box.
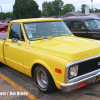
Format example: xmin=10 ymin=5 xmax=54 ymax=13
xmin=19 ymin=12 xmax=21 ymax=19
xmin=59 ymin=11 xmax=60 ymax=18
xmin=84 ymin=0 xmax=85 ymax=14
xmin=0 ymin=6 xmax=3 ymax=21
xmin=46 ymin=5 xmax=48 ymax=17
xmin=91 ymin=0 xmax=93 ymax=12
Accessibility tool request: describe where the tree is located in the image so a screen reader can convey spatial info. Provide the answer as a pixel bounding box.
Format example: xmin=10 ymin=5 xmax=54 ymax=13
xmin=42 ymin=0 xmax=64 ymax=16
xmin=62 ymin=4 xmax=75 ymax=14
xmin=0 ymin=12 xmax=13 ymax=20
xmin=81 ymin=4 xmax=86 ymax=13
xmin=13 ymin=0 xmax=41 ymax=19
xmin=0 ymin=12 xmax=14 ymax=20
xmin=5 ymin=12 xmax=13 ymax=19
xmin=52 ymin=0 xmax=64 ymax=15
xmin=42 ymin=1 xmax=53 ymax=16
xmin=94 ymin=8 xmax=100 ymax=12
xmin=0 ymin=12 xmax=5 ymax=20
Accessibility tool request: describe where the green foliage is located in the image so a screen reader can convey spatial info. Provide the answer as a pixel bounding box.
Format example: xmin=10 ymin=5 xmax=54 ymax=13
xmin=89 ymin=9 xmax=94 ymax=13
xmin=0 ymin=12 xmax=13 ymax=20
xmin=89 ymin=8 xmax=100 ymax=13
xmin=81 ymin=4 xmax=86 ymax=13
xmin=42 ymin=1 xmax=48 ymax=12
xmin=42 ymin=1 xmax=53 ymax=16
xmin=52 ymin=0 xmax=64 ymax=15
xmin=42 ymin=0 xmax=64 ymax=16
xmin=94 ymin=8 xmax=100 ymax=12
xmin=81 ymin=4 xmax=100 ymax=13
xmin=13 ymin=0 xmax=41 ymax=19
xmin=62 ymin=4 xmax=75 ymax=14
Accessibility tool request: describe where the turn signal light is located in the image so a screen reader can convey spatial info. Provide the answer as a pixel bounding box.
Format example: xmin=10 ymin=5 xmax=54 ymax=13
xmin=55 ymin=68 xmax=62 ymax=74
xmin=78 ymin=82 xmax=86 ymax=88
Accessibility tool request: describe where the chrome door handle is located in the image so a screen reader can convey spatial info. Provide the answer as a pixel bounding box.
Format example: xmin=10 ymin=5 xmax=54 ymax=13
xmin=4 ymin=44 xmax=9 ymax=46
xmin=17 ymin=42 xmax=21 ymax=45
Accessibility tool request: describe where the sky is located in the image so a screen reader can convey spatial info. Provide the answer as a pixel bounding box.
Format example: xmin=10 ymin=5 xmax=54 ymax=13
xmin=0 ymin=0 xmax=100 ymax=13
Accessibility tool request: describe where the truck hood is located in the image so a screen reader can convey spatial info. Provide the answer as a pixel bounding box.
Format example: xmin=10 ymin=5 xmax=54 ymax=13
xmin=30 ymin=35 xmax=100 ymax=62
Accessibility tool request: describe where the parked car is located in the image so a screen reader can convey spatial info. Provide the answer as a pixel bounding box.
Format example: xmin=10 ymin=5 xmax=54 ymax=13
xmin=62 ymin=16 xmax=100 ymax=40
xmin=0 ymin=23 xmax=9 ymax=33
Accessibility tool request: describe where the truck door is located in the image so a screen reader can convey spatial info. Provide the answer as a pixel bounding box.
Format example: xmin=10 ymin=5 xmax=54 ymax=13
xmin=4 ymin=24 xmax=25 ymax=72
xmin=70 ymin=21 xmax=88 ymax=38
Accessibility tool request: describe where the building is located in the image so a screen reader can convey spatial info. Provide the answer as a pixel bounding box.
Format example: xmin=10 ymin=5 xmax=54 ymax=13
xmin=63 ymin=12 xmax=85 ymax=18
xmin=87 ymin=13 xmax=100 ymax=19
xmin=0 ymin=18 xmax=11 ymax=23
xmin=85 ymin=6 xmax=90 ymax=15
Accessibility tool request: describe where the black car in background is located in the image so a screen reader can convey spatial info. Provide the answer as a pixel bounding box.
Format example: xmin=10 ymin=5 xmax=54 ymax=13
xmin=62 ymin=16 xmax=100 ymax=40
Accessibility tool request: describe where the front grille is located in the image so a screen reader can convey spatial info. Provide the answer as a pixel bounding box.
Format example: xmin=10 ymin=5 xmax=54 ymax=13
xmin=78 ymin=57 xmax=100 ymax=76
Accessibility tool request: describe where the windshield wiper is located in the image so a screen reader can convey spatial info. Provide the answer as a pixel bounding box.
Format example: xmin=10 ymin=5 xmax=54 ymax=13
xmin=52 ymin=34 xmax=69 ymax=37
xmin=46 ymin=34 xmax=70 ymax=39
xmin=34 ymin=36 xmax=45 ymax=38
xmin=30 ymin=36 xmax=46 ymax=40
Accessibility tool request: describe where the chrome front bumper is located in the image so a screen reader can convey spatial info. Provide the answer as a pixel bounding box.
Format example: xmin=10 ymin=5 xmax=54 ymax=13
xmin=60 ymin=71 xmax=100 ymax=92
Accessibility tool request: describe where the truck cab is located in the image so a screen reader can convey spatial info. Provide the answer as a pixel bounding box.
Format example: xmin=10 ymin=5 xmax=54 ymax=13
xmin=62 ymin=16 xmax=100 ymax=40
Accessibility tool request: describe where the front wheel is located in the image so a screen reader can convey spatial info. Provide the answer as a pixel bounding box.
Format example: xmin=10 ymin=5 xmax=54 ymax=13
xmin=34 ymin=65 xmax=56 ymax=93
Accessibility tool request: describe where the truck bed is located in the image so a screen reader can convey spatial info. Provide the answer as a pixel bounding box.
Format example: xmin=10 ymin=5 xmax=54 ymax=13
xmin=0 ymin=33 xmax=7 ymax=40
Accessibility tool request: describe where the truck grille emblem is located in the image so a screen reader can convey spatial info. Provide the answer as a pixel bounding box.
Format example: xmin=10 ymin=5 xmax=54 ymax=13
xmin=98 ymin=62 xmax=100 ymax=66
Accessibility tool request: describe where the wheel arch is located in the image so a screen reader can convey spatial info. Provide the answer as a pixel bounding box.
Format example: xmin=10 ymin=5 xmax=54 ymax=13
xmin=31 ymin=61 xmax=56 ymax=87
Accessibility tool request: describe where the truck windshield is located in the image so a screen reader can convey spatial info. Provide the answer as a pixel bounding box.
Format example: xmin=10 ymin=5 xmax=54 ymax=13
xmin=23 ymin=21 xmax=72 ymax=41
xmin=85 ymin=19 xmax=100 ymax=28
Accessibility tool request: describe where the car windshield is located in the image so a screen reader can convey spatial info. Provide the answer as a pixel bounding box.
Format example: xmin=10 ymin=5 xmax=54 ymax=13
xmin=23 ymin=21 xmax=72 ymax=41
xmin=85 ymin=19 xmax=100 ymax=28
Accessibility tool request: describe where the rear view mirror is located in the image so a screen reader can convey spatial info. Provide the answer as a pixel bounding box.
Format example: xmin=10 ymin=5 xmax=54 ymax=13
xmin=12 ymin=38 xmax=18 ymax=43
xmin=12 ymin=38 xmax=21 ymax=45
xmin=83 ymin=28 xmax=87 ymax=30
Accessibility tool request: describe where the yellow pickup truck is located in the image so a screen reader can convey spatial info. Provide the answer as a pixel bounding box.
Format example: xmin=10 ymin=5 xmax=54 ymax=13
xmin=0 ymin=18 xmax=100 ymax=93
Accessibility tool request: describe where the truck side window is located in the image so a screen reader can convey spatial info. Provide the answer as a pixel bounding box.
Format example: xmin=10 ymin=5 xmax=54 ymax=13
xmin=64 ymin=21 xmax=69 ymax=27
xmin=9 ymin=24 xmax=24 ymax=41
xmin=71 ymin=21 xmax=85 ymax=29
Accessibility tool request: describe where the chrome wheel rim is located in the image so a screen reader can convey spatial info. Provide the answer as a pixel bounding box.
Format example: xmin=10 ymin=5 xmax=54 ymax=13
xmin=36 ymin=69 xmax=48 ymax=89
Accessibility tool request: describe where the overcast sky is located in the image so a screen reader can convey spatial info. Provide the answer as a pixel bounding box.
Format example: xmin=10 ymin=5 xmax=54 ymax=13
xmin=0 ymin=0 xmax=100 ymax=13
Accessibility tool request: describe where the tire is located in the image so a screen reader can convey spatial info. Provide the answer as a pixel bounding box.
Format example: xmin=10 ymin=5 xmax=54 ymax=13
xmin=34 ymin=65 xmax=56 ymax=93
xmin=0 ymin=62 xmax=3 ymax=66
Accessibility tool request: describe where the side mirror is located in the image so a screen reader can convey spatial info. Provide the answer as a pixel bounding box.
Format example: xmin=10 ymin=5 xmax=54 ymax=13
xmin=12 ymin=38 xmax=21 ymax=45
xmin=81 ymin=27 xmax=87 ymax=30
xmin=83 ymin=28 xmax=87 ymax=31
xmin=12 ymin=38 xmax=18 ymax=43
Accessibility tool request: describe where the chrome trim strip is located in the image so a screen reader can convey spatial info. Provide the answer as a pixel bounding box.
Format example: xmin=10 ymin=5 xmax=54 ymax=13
xmin=65 ymin=54 xmax=100 ymax=83
xmin=72 ymin=32 xmax=87 ymax=33
xmin=61 ymin=71 xmax=100 ymax=92
xmin=91 ymin=32 xmax=100 ymax=33
xmin=68 ymin=68 xmax=100 ymax=83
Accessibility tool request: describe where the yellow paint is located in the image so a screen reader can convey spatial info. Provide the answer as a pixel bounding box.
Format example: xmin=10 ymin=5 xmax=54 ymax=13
xmin=29 ymin=36 xmax=100 ymax=62
xmin=0 ymin=73 xmax=38 ymax=100
xmin=1 ymin=18 xmax=100 ymax=90
xmin=4 ymin=39 xmax=25 ymax=72
xmin=11 ymin=18 xmax=62 ymax=23
xmin=0 ymin=39 xmax=6 ymax=64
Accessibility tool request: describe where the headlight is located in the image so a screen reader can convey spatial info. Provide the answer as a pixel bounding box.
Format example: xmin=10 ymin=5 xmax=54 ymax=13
xmin=69 ymin=65 xmax=78 ymax=78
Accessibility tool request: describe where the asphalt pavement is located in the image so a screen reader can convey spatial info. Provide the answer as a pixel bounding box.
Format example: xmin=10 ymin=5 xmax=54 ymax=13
xmin=0 ymin=64 xmax=100 ymax=100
